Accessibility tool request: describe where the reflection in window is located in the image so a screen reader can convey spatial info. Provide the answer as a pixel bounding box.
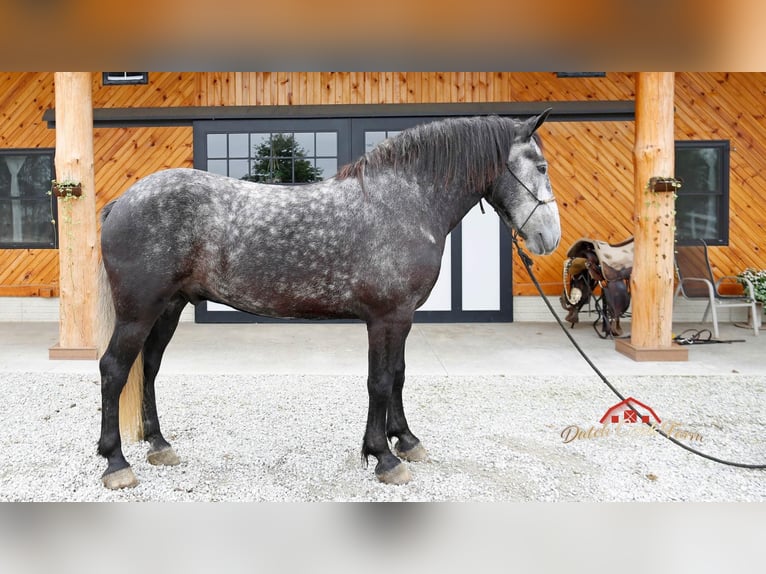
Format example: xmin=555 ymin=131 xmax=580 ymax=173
xmin=247 ymin=133 xmax=323 ymax=183
xmin=675 ymin=141 xmax=729 ymax=246
xmin=364 ymin=130 xmax=401 ymax=153
xmin=205 ymin=131 xmax=338 ymax=183
xmin=0 ymin=150 xmax=56 ymax=248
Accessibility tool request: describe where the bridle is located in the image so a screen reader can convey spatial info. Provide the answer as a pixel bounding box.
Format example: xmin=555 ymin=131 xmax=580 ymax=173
xmin=484 ymin=163 xmax=556 ymax=241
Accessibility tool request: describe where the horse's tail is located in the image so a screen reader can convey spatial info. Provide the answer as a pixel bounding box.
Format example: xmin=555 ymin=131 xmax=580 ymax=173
xmin=98 ymin=201 xmax=144 ymax=442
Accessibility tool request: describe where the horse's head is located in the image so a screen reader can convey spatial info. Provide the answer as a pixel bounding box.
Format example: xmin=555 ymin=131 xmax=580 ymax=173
xmin=485 ymin=108 xmax=561 ymax=255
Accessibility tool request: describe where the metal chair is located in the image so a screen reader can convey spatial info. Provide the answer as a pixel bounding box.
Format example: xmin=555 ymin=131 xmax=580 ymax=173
xmin=674 ymin=239 xmax=759 ymax=338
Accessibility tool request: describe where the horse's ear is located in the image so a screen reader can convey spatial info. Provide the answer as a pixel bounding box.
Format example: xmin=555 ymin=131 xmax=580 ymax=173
xmin=532 ymin=107 xmax=552 ymax=133
xmin=519 ymin=107 xmax=552 ymax=139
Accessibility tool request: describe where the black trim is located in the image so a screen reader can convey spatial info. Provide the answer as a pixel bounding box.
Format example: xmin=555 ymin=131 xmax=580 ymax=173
xmin=43 ymin=100 xmax=635 ymax=128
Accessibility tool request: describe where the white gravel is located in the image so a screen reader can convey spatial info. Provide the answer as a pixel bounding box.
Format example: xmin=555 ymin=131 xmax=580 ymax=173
xmin=0 ymin=371 xmax=764 ymax=501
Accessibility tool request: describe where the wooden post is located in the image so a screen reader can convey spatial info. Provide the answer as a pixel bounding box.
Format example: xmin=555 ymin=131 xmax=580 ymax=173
xmin=49 ymin=72 xmax=99 ymax=360
xmin=616 ymin=72 xmax=687 ymax=361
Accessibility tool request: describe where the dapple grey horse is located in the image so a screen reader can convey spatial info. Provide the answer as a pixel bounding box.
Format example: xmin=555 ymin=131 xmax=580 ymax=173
xmin=97 ymin=110 xmax=560 ymax=489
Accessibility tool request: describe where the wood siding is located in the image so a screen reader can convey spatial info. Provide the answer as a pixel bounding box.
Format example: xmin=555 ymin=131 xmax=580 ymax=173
xmin=1 ymin=72 xmax=764 ymax=301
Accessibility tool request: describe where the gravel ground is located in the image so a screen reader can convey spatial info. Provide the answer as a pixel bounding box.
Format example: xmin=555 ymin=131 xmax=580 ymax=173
xmin=0 ymin=371 xmax=764 ymax=501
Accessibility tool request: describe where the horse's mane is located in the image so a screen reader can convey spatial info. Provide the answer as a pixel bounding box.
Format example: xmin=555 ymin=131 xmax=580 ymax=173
xmin=337 ymin=115 xmax=521 ymax=192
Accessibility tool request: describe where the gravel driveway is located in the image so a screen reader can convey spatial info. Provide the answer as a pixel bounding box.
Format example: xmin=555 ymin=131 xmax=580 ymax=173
xmin=1 ymin=371 xmax=763 ymax=501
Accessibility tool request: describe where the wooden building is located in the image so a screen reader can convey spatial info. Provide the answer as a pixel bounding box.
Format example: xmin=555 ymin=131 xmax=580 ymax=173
xmin=1 ymin=72 xmax=764 ymax=324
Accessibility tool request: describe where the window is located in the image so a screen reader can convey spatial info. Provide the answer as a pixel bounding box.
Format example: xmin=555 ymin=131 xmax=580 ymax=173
xmin=0 ymin=150 xmax=57 ymax=248
xmin=675 ymin=141 xmax=730 ymax=246
xmin=205 ymin=130 xmax=339 ymax=183
xmin=556 ymin=72 xmax=606 ymax=78
xmin=102 ymin=72 xmax=148 ymax=85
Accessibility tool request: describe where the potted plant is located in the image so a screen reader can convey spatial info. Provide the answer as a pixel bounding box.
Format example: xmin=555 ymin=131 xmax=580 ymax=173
xmin=737 ymin=268 xmax=766 ymax=326
xmin=51 ymin=179 xmax=82 ymax=199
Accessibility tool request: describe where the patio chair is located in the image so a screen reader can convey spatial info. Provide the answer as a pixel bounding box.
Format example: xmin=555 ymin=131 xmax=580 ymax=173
xmin=674 ymin=239 xmax=759 ymax=338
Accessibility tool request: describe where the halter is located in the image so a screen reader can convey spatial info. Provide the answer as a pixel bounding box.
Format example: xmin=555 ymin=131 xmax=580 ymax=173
xmin=484 ymin=164 xmax=556 ymax=240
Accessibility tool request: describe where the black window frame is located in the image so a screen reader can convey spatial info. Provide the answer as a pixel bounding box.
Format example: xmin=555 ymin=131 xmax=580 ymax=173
xmin=674 ymin=140 xmax=730 ymax=246
xmin=0 ymin=148 xmax=58 ymax=249
xmin=102 ymin=72 xmax=149 ymax=86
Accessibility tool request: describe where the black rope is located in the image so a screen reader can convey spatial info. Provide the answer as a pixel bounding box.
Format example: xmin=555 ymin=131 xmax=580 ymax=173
xmin=513 ymin=237 xmax=766 ymax=470
xmin=673 ymin=328 xmax=745 ymax=345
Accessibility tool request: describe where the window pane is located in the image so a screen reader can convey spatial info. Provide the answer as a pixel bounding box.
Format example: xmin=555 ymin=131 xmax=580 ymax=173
xmin=207 ymin=134 xmax=227 ymax=158
xmin=207 ymin=159 xmax=227 ymax=176
xmin=250 ymin=133 xmax=270 ymax=157
xmin=277 ymin=132 xmax=293 ymax=151
xmin=315 ymin=158 xmax=337 ymax=179
xmin=676 ymin=147 xmax=720 ymax=193
xmin=365 ymin=131 xmax=386 ymax=152
xmin=228 ymin=159 xmax=250 ymax=179
xmin=228 ymin=133 xmax=249 ymax=158
xmin=293 ymin=133 xmax=314 ymax=157
xmin=315 ymin=132 xmax=337 ymax=157
xmin=676 ymin=195 xmax=719 ymax=241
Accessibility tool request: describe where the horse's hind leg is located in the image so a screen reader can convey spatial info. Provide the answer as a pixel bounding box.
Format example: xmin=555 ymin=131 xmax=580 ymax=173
xmin=363 ymin=315 xmax=414 ymax=484
xmin=387 ymin=358 xmax=429 ymax=463
xmin=142 ymin=296 xmax=187 ymax=467
xmin=99 ymin=321 xmax=154 ymax=489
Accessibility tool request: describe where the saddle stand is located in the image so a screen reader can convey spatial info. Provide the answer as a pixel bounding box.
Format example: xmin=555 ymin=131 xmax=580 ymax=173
xmin=560 ymin=237 xmax=634 ymax=338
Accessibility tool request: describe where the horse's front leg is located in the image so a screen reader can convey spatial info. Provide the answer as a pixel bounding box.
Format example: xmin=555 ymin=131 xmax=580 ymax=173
xmin=362 ymin=315 xmax=413 ymax=484
xmin=387 ymin=359 xmax=429 ymax=463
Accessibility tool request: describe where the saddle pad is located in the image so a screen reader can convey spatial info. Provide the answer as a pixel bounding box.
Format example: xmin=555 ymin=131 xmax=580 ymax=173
xmin=566 ymin=237 xmax=634 ymax=282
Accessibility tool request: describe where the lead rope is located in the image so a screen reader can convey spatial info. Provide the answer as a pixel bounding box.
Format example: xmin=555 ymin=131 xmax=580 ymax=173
xmin=512 ymin=236 xmax=766 ymax=470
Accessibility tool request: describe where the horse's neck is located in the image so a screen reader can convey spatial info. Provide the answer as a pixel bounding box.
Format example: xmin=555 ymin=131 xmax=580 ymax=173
xmin=436 ymin=181 xmax=483 ymax=234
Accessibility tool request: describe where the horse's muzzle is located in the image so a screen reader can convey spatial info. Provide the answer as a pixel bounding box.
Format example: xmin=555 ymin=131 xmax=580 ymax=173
xmin=526 ymin=231 xmax=561 ymax=255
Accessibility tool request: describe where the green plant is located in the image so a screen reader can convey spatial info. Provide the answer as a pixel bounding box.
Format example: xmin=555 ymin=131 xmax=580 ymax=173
xmin=48 ymin=179 xmax=82 ymax=287
xmin=50 ymin=179 xmax=82 ymax=199
xmin=737 ymin=268 xmax=766 ymax=305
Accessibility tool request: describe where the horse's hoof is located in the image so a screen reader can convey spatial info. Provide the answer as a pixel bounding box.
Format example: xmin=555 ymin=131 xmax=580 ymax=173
xmin=395 ymin=442 xmax=429 ymax=462
xmin=147 ymin=446 xmax=180 ymax=466
xmin=376 ymin=462 xmax=412 ymax=485
xmin=102 ymin=467 xmax=138 ymax=490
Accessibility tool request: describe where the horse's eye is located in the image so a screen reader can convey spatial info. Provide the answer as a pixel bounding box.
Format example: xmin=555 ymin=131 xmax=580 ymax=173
xmin=537 ymin=164 xmax=548 ymax=175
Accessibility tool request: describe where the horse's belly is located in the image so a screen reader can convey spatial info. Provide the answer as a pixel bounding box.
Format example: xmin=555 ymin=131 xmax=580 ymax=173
xmin=207 ymin=280 xmax=359 ymax=321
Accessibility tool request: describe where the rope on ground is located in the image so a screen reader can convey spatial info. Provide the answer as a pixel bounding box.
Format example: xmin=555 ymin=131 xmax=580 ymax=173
xmin=512 ymin=237 xmax=766 ymax=470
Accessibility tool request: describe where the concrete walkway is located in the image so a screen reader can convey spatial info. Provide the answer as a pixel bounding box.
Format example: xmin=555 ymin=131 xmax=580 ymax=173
xmin=1 ymin=319 xmax=762 ymax=377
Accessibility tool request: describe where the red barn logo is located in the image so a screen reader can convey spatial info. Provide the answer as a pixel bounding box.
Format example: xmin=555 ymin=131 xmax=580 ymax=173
xmin=599 ymin=397 xmax=661 ymax=425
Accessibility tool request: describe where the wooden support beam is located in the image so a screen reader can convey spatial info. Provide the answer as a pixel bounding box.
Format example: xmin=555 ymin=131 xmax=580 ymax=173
xmin=50 ymin=72 xmax=99 ymax=360
xmin=616 ymin=72 xmax=687 ymax=362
